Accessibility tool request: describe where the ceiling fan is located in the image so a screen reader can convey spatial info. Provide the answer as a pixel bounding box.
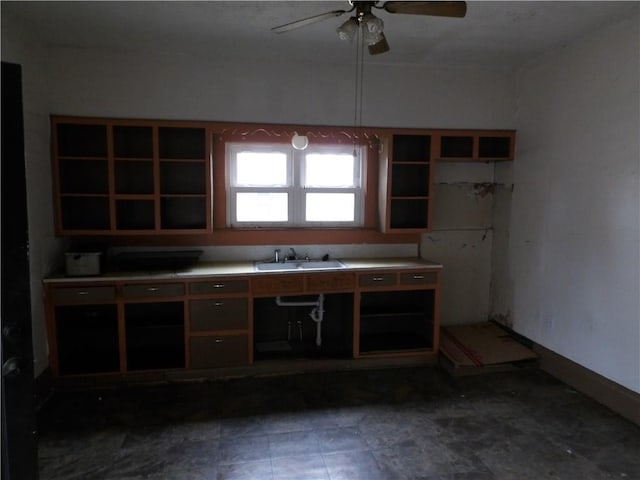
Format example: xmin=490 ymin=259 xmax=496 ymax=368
xmin=271 ymin=1 xmax=467 ymax=55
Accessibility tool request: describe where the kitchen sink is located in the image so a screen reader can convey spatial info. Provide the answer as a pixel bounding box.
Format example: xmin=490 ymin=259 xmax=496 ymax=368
xmin=254 ymin=259 xmax=345 ymax=272
xmin=299 ymin=260 xmax=345 ymax=269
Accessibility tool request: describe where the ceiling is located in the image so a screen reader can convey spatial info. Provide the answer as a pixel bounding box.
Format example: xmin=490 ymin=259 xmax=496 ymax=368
xmin=3 ymin=1 xmax=636 ymax=68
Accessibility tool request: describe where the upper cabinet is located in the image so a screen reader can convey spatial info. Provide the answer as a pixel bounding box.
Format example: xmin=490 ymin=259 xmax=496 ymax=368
xmin=435 ymin=130 xmax=516 ymax=162
xmin=378 ymin=133 xmax=434 ymax=233
xmin=51 ymin=116 xmax=515 ymax=239
xmin=52 ymin=117 xmax=211 ymax=235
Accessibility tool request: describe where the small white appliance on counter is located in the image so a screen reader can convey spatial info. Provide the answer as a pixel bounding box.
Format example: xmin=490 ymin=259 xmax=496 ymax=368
xmin=65 ymin=252 xmax=102 ymax=276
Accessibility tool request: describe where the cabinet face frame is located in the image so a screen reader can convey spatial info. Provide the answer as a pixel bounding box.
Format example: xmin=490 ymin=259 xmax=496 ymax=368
xmin=352 ymin=269 xmax=441 ymax=358
xmin=51 ymin=116 xmax=213 ymax=236
xmin=186 ymin=277 xmax=252 ymax=367
xmin=434 ymin=129 xmax=516 ymax=162
xmin=378 ymin=132 xmax=437 ymax=233
xmin=44 ymin=266 xmax=441 ymax=378
xmin=50 ymin=116 xmax=515 ymax=243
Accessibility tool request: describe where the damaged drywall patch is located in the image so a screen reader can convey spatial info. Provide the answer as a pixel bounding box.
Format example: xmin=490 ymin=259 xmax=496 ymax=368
xmin=472 ymin=182 xmax=496 ymax=198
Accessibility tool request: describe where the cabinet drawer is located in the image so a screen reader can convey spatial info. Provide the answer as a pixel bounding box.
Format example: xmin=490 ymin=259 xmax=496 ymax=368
xmin=252 ymin=275 xmax=305 ymax=296
xmin=190 ymin=335 xmax=249 ymax=369
xmin=400 ymin=271 xmax=438 ymax=285
xmin=123 ymin=283 xmax=184 ymax=298
xmin=358 ymin=273 xmax=397 ymax=288
xmin=51 ymin=286 xmax=116 ymax=304
xmin=189 ymin=279 xmax=248 ymax=295
xmin=306 ymin=272 xmax=356 ymax=292
xmin=190 ymin=298 xmax=248 ymax=331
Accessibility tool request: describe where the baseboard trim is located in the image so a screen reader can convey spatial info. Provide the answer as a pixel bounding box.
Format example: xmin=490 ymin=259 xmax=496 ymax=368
xmin=533 ymin=344 xmax=640 ymax=426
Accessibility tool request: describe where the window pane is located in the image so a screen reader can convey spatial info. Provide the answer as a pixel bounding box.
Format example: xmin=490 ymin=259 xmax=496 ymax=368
xmin=236 ymin=152 xmax=287 ymax=186
xmin=306 ymin=193 xmax=355 ymax=221
xmin=236 ymin=192 xmax=288 ymax=222
xmin=304 ymin=154 xmax=356 ymax=187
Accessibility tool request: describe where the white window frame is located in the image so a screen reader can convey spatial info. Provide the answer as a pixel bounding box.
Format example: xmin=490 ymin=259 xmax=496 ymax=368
xmin=226 ymin=142 xmax=365 ymax=228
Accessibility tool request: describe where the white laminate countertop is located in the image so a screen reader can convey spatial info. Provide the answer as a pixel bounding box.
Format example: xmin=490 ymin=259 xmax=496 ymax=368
xmin=43 ymin=257 xmax=443 ymax=284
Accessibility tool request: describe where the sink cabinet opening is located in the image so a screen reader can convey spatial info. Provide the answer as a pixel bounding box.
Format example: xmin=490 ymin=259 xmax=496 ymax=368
xmin=253 ymin=293 xmax=353 ymax=361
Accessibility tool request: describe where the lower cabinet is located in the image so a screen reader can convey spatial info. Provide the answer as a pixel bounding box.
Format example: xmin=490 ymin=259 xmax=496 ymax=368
xmin=45 ymin=265 xmax=441 ymax=379
xmin=358 ymin=289 xmax=435 ymax=355
xmin=55 ymin=304 xmax=119 ymax=375
xmin=125 ymin=301 xmax=185 ymax=371
xmin=252 ymin=293 xmax=354 ymax=361
xmin=187 ymin=279 xmax=251 ymax=369
xmin=190 ymin=335 xmax=249 ymax=369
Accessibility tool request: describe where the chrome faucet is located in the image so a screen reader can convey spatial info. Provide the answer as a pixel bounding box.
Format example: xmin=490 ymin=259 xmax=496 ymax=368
xmin=274 ymin=249 xmax=281 ymax=263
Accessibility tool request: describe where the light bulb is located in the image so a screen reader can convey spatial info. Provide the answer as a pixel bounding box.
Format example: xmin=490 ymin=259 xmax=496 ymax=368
xmin=291 ymin=132 xmax=309 ymax=150
xmin=337 ymin=17 xmax=359 ymax=42
xmin=362 ymin=13 xmax=384 ymax=45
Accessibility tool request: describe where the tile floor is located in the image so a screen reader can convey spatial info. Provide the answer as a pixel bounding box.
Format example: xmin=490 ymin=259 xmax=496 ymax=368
xmin=37 ymin=366 xmax=640 ymax=480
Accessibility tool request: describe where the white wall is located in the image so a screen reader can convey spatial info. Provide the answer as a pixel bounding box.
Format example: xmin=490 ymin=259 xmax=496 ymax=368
xmin=1 ymin=10 xmax=68 ymax=377
xmin=47 ymin=46 xmax=515 ymax=129
xmin=505 ymin=12 xmax=640 ymax=392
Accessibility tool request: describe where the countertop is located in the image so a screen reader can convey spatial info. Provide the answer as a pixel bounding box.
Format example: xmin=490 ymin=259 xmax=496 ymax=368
xmin=43 ymin=257 xmax=442 ymax=284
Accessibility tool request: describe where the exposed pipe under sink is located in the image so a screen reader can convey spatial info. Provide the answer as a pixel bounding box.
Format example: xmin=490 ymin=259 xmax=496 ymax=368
xmin=275 ymin=294 xmax=325 ymax=347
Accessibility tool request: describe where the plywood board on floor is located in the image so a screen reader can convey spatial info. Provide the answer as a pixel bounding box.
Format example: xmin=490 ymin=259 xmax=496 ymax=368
xmin=440 ymin=322 xmax=538 ymax=375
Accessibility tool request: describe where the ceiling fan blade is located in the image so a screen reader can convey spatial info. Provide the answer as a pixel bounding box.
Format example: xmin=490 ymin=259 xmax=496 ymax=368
xmin=271 ymin=9 xmax=348 ymax=34
xmin=381 ymin=1 xmax=467 ymax=18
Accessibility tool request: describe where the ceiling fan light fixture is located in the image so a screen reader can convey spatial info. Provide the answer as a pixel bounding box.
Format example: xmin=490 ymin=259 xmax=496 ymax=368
xmin=368 ymin=31 xmax=390 ymax=55
xmin=361 ymin=13 xmax=384 ymax=45
xmin=336 ymin=16 xmax=359 ymax=42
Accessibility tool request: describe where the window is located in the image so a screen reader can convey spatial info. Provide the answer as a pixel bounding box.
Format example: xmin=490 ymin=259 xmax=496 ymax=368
xmin=227 ymin=143 xmax=364 ymax=227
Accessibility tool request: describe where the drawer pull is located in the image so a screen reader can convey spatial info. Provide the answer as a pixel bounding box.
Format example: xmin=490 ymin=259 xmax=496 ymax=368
xmin=76 ymin=291 xmax=89 ymax=296
xmin=212 ymin=284 xmax=225 ymax=289
xmin=413 ymin=275 xmax=425 ymax=280
xmin=372 ymin=277 xmax=385 ymax=282
xmin=146 ymin=287 xmax=159 ymax=292
xmin=214 ymin=338 xmax=224 ymax=344
xmin=214 ymin=302 xmax=224 ymax=307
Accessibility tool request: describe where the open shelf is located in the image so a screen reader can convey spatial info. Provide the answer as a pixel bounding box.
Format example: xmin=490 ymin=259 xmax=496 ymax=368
xmin=52 ymin=118 xmax=211 ymax=234
xmin=379 ymin=134 xmax=433 ymax=233
xmin=115 ymin=160 xmax=154 ymax=194
xmin=55 ymin=304 xmax=119 ymax=375
xmin=478 ymin=136 xmax=512 ymax=159
xmin=392 ymin=134 xmax=431 ymax=162
xmin=125 ymin=301 xmax=185 ymax=371
xmin=113 ymin=125 xmax=153 ymax=159
xmin=57 ymin=123 xmax=107 ymax=158
xmin=436 ymin=131 xmax=515 ymax=161
xmin=359 ymin=290 xmax=434 ymax=355
xmin=440 ymin=135 xmax=474 ymax=159
xmin=158 ymin=127 xmax=205 ymax=159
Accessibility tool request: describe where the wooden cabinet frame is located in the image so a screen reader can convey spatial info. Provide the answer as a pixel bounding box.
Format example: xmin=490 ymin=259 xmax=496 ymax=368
xmin=51 ymin=116 xmax=213 ymax=236
xmin=44 ymin=265 xmax=441 ymax=379
xmin=50 ymin=116 xmax=515 ymax=243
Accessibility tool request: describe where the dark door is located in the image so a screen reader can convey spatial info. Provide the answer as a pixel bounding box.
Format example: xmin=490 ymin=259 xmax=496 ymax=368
xmin=1 ymin=61 xmax=39 ymax=480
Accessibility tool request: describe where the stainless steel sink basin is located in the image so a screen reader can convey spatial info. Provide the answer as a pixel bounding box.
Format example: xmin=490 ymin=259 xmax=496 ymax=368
xmin=254 ymin=262 xmax=299 ymax=272
xmin=254 ymin=259 xmax=345 ymax=272
xmin=299 ymin=260 xmax=344 ymax=269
